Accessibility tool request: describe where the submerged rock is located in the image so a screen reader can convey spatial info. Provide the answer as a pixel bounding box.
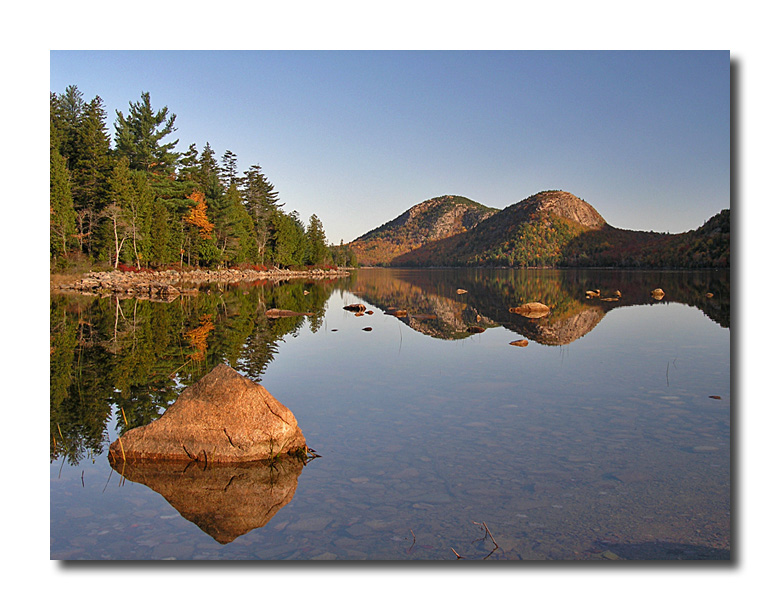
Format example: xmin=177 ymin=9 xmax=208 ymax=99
xmin=108 ymin=364 xmax=307 ymax=463
xmin=266 ymin=308 xmax=312 ymax=318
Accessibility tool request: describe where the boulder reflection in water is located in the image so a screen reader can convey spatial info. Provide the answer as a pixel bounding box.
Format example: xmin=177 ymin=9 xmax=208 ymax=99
xmin=108 ymin=456 xmax=304 ymax=544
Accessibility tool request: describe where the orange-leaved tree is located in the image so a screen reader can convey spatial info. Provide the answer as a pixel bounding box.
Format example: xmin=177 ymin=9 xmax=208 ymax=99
xmin=183 ymin=191 xmax=215 ymax=239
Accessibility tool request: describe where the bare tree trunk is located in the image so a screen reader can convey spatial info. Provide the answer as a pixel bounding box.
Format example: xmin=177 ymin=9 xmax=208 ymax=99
xmin=113 ymin=215 xmax=120 ymax=269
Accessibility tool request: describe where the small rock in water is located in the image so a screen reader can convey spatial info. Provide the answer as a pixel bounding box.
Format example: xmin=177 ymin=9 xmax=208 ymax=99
xmin=467 ymin=326 xmax=485 ymax=334
xmin=266 ymin=308 xmax=312 ymax=318
xmin=708 ymin=395 xmax=722 ymax=400
xmin=456 ymin=289 xmax=468 ymax=294
xmin=509 ymin=339 xmax=529 ymax=347
xmin=362 ymin=327 xmax=373 ymax=332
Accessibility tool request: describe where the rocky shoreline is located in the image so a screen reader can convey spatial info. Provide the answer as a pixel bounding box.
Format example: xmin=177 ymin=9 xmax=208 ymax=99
xmin=51 ymin=267 xmax=352 ymax=301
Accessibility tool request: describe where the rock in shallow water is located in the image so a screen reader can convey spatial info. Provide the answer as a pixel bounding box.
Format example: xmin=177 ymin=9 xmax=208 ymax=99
xmin=108 ymin=364 xmax=307 ymax=463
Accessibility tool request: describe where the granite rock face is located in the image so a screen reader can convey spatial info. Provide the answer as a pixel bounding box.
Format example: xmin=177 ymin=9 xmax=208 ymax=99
xmin=108 ymin=364 xmax=307 ymax=463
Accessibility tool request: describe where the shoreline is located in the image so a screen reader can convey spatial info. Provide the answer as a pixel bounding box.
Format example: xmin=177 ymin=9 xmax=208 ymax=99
xmin=51 ymin=267 xmax=354 ymax=300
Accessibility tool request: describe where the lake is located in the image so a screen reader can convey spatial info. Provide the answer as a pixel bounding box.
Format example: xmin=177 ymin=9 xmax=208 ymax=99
xmin=50 ymin=267 xmax=730 ymax=560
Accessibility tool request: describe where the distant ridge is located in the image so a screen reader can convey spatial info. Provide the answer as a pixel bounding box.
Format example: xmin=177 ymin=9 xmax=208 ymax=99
xmin=349 ymin=195 xmax=498 ymax=266
xmin=354 ymin=189 xmax=729 ymax=269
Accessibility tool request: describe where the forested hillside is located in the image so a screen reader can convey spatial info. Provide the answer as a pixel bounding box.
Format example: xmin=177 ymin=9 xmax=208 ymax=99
xmin=50 ymin=86 xmax=356 ymax=272
xmin=392 ymin=191 xmax=729 ymax=269
xmin=349 ymin=195 xmax=498 ymax=265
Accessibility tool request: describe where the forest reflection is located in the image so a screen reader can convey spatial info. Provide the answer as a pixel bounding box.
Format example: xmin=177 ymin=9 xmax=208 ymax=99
xmin=51 ymin=268 xmax=728 ymax=466
xmin=50 ymin=276 xmax=351 ymax=465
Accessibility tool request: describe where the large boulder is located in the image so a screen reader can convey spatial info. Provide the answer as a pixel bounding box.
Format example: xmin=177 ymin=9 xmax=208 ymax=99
xmin=108 ymin=364 xmax=307 ymax=463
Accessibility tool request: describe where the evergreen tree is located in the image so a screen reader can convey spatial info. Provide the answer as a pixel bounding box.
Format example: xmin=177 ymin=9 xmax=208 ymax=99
xmin=305 ymin=214 xmax=329 ymax=266
xmin=148 ymin=197 xmax=171 ymax=266
xmin=213 ymin=183 xmax=257 ymax=265
xmin=52 ymin=85 xmax=85 ymax=164
xmin=114 ymin=92 xmax=180 ymax=173
xmin=242 ymin=165 xmax=281 ymax=263
xmin=70 ymin=95 xmax=113 ymax=256
xmin=195 ymin=142 xmax=222 ymax=198
xmin=129 ymin=170 xmax=155 ymax=267
xmin=178 ymin=143 xmax=200 ymax=182
xmin=103 ymin=158 xmax=135 ymax=267
xmin=269 ymin=210 xmax=306 ymax=267
xmin=220 ymin=150 xmax=239 ymax=187
xmin=50 ymin=145 xmax=77 ymax=259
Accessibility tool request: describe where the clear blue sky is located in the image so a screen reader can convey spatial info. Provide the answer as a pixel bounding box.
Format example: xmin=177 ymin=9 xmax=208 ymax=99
xmin=50 ymin=50 xmax=730 ymax=244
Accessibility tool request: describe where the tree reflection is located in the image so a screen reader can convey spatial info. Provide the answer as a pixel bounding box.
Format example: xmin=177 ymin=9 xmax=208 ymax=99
xmin=49 ymin=277 xmax=348 ymax=465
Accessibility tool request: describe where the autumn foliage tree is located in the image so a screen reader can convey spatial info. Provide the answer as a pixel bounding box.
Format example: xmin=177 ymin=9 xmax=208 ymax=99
xmin=184 ymin=191 xmax=215 ymax=239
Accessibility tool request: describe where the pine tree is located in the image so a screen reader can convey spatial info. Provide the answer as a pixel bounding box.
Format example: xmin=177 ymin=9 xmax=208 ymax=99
xmin=213 ymin=183 xmax=257 ymax=264
xmin=195 ymin=143 xmax=222 ymax=197
xmin=305 ymin=214 xmax=328 ymax=266
xmin=148 ymin=197 xmax=171 ymax=266
xmin=71 ymin=95 xmax=113 ymax=256
xmin=178 ymin=143 xmax=200 ymax=182
xmin=104 ymin=158 xmax=135 ymax=267
xmin=242 ymin=165 xmax=280 ymax=263
xmin=50 ymin=145 xmax=77 ymax=259
xmin=129 ymin=170 xmax=155 ymax=267
xmin=114 ymin=92 xmax=180 ymax=173
xmin=220 ymin=150 xmax=239 ymax=187
xmin=269 ymin=210 xmax=306 ymax=267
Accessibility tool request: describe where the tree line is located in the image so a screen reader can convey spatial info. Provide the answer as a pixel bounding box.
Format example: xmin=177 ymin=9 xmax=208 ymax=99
xmin=50 ymin=85 xmax=357 ymax=271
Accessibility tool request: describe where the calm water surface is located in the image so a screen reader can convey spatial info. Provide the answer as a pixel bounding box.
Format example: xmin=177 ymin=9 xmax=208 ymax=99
xmin=50 ymin=268 xmax=730 ymax=560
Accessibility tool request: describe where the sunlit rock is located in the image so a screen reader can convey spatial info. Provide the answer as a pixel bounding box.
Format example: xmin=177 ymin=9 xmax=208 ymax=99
xmin=108 ymin=364 xmax=307 ymax=463
xmin=651 ymin=288 xmax=665 ymax=300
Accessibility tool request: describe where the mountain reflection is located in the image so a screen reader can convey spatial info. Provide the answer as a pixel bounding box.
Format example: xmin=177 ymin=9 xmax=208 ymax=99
xmin=109 ymin=455 xmax=304 ymax=544
xmin=351 ymin=268 xmax=729 ymax=344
